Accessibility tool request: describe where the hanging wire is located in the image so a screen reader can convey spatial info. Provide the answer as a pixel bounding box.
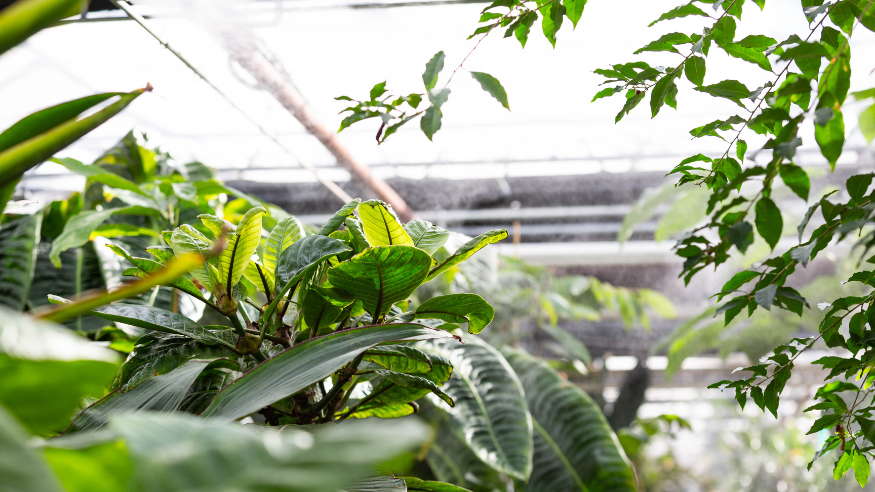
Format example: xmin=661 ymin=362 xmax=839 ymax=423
xmin=108 ymin=0 xmax=354 ymax=203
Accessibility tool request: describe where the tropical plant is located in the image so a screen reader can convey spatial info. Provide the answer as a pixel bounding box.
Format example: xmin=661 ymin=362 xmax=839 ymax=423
xmin=341 ymin=0 xmax=875 ymax=485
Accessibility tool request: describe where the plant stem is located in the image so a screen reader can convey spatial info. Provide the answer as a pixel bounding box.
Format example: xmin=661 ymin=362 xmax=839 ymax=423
xmin=312 ymin=353 xmax=365 ymax=416
xmin=251 ymin=350 xmax=267 ymax=362
xmin=228 ymin=313 xmax=247 ymax=337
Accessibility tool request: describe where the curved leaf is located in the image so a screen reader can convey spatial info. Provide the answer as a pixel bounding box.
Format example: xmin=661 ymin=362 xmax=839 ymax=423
xmin=403 ymin=219 xmax=449 ymax=256
xmin=426 ymin=230 xmax=507 ymax=282
xmin=425 ymin=336 xmax=533 ymax=480
xmin=219 ymin=206 xmax=265 ymax=291
xmin=200 ymin=323 xmax=456 ymax=421
xmin=0 ymin=406 xmax=63 ymax=492
xmin=364 ymin=345 xmax=433 ymax=373
xmin=0 ymin=306 xmax=119 ymax=434
xmin=414 ymin=294 xmax=494 ymax=335
xmin=106 ymin=242 xmax=204 ymax=301
xmin=503 ymin=349 xmax=637 ymax=492
xmin=424 ymin=415 xmax=503 ymax=490
xmin=318 ymin=199 xmax=361 ymax=236
xmin=275 ymin=235 xmax=351 ymax=295
xmin=88 ymin=304 xmax=237 ymax=350
xmin=263 ymin=216 xmax=306 ymax=275
xmin=329 ymin=246 xmax=431 ymax=318
xmin=66 ymin=360 xmax=213 ymax=433
xmin=345 ymin=216 xmax=370 ymax=254
xmin=0 ymin=0 xmax=80 ymax=56
xmin=362 ymin=359 xmax=454 ymax=411
xmin=0 ymin=212 xmax=41 ymax=310
xmin=359 ymin=200 xmax=414 ymax=247
xmin=49 ymin=205 xmax=158 ymax=268
xmin=170 ymin=227 xmax=216 ymax=289
xmin=52 ymin=157 xmax=147 ymax=196
xmin=303 ymin=286 xmax=355 ymax=332
xmin=197 ymin=213 xmax=235 ymax=239
xmin=470 ymin=72 xmax=510 ymax=110
xmin=402 ymin=477 xmax=472 ymax=492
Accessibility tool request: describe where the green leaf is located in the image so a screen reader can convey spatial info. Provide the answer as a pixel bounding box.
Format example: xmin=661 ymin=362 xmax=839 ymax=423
xmin=364 ymin=345 xmax=434 ymax=374
xmin=341 ymin=476 xmax=407 ymax=492
xmin=421 ymin=104 xmax=444 ymax=141
xmin=814 ymin=108 xmax=845 ymax=171
xmin=425 ymin=417 xmax=503 ymax=490
xmin=0 ymin=212 xmax=41 ymax=310
xmin=200 ymin=323 xmax=455 ymax=421
xmin=847 ymin=174 xmax=874 ymax=202
xmin=318 ymin=199 xmax=361 ymax=236
xmin=778 ymin=164 xmax=810 ymax=201
xmin=105 ymin=242 xmax=205 ymax=301
xmin=0 ymin=89 xmax=148 ymax=186
xmin=401 ymin=477 xmax=472 ymax=492
xmin=372 ymin=368 xmax=455 ymax=407
xmin=116 ymin=331 xmax=238 ymax=392
xmin=359 ymin=200 xmax=415 ymax=247
xmin=754 ymin=284 xmax=778 ymax=310
xmin=274 ymin=235 xmax=351 ymax=297
xmin=719 ymin=270 xmax=759 ymax=301
xmin=514 ymin=11 xmax=537 ymax=48
xmin=721 ymin=43 xmax=772 ymax=71
xmin=425 ymin=336 xmax=533 ymax=480
xmin=755 ymin=197 xmax=783 ymax=250
xmin=615 ymin=91 xmax=645 ymax=123
xmin=727 ymin=221 xmax=754 ymax=254
xmin=302 ymin=286 xmax=354 ymax=332
xmin=90 ymin=223 xmax=159 ymax=240
xmin=684 ymin=56 xmax=706 ymax=86
xmin=633 ymin=32 xmax=691 ymax=54
xmin=712 ymin=16 xmax=736 ymax=46
xmin=562 ymin=0 xmax=587 ymax=28
xmin=414 ymin=294 xmax=494 ymax=334
xmin=110 ymin=413 xmax=428 ymax=492
xmin=503 ymin=348 xmax=636 ymax=491
xmin=198 ymin=213 xmax=235 ymax=239
xmin=49 ymin=205 xmax=155 ymax=268
xmin=29 ymin=243 xmax=106 ymax=332
xmin=737 ymin=140 xmax=748 ymax=160
xmin=66 ymin=359 xmax=213 ymax=433
xmin=860 ymin=103 xmax=875 ymax=144
xmin=0 ymin=0 xmax=81 ymax=56
xmin=836 ymin=451 xmax=853 ymax=480
xmin=403 ymin=219 xmax=450 ymax=256
xmin=423 ymin=51 xmax=446 ymax=91
xmin=650 ymin=68 xmax=681 ymax=117
xmin=855 ymin=451 xmax=870 ymax=487
xmin=43 ymin=435 xmax=133 ymax=492
xmin=329 ymin=246 xmax=431 ymax=317
xmin=263 ymin=216 xmax=306 ymax=276
xmin=51 ymin=157 xmax=147 ymax=196
xmin=648 ymin=3 xmax=708 ymax=26
xmin=219 ymin=206 xmax=265 ymax=291
xmin=0 ymin=405 xmax=64 ymax=491
xmin=426 ymin=230 xmax=507 ymax=282
xmin=87 ymin=304 xmax=237 ymax=349
xmin=694 ymin=80 xmax=751 ymax=106
xmin=470 ymin=72 xmax=510 ymax=110
xmin=542 ymin=2 xmax=565 ymax=47
xmin=0 ymin=307 xmax=119 ymax=434
xmin=170 ymin=227 xmax=216 ymax=289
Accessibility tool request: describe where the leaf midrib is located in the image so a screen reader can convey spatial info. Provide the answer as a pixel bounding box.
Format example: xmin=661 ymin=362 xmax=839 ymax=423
xmin=532 ymin=417 xmax=588 ymax=491
xmin=455 ymin=361 xmax=515 ymax=477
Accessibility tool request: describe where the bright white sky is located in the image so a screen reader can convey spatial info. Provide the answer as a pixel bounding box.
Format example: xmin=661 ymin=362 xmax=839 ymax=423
xmin=1 ymin=0 xmax=874 ymax=192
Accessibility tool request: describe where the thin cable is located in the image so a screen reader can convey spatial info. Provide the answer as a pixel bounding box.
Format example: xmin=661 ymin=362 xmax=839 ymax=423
xmin=108 ymin=0 xmax=353 ymax=203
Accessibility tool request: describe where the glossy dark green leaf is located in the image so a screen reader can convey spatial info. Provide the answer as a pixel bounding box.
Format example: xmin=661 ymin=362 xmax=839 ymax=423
xmin=755 ymin=197 xmax=783 ymax=250
xmin=719 ymin=270 xmax=760 ymax=301
xmin=414 ymin=294 xmax=494 ymax=334
xmin=470 ymin=72 xmax=510 ymax=110
xmin=847 ymin=174 xmax=874 ymax=202
xmin=694 ymin=80 xmax=751 ymax=106
xmin=274 ymin=234 xmax=351 ymax=297
xmin=372 ymin=369 xmax=454 ymax=407
xmin=425 ymin=416 xmax=503 ymax=490
xmin=722 ymin=43 xmax=772 ymax=71
xmin=727 ymin=221 xmax=754 ymax=254
xmin=201 ymin=323 xmax=455 ymax=421
xmin=503 ymin=348 xmax=637 ymax=492
xmin=0 ymin=307 xmax=120 ymax=434
xmin=712 ymin=16 xmax=736 ymax=46
xmin=425 ymin=336 xmax=532 ymax=480
xmin=364 ymin=345 xmax=434 ymax=374
xmin=88 ymin=304 xmax=237 ymax=349
xmin=403 ymin=219 xmax=450 ymax=256
xmin=426 ymin=230 xmax=507 ymax=282
xmin=684 ymin=56 xmax=706 ymax=86
xmin=359 ymin=200 xmax=414 ymax=247
xmin=302 ymin=286 xmax=354 ymax=331
xmin=317 ymin=199 xmax=361 ymax=236
xmin=0 ymin=212 xmax=41 ymax=310
xmin=357 ymin=353 xmax=453 ymax=414
xmin=423 ymin=51 xmax=446 ymax=91
xmin=815 ymin=108 xmax=845 ymax=171
xmin=330 ymin=246 xmax=431 ymax=317
xmin=29 ymin=242 xmax=105 ymax=332
xmin=778 ymin=164 xmax=810 ymax=201
xmin=650 ymin=68 xmax=681 ymax=117
xmin=0 ymin=405 xmax=64 ymax=491
xmin=66 ymin=360 xmax=212 ymax=433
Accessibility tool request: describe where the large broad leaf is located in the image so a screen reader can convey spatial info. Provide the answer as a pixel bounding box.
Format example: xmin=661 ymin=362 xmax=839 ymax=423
xmin=219 ymin=206 xmax=266 ymax=291
xmin=0 ymin=307 xmax=119 ymax=435
xmin=264 ymin=216 xmax=306 ymax=275
xmin=503 ymin=349 xmax=637 ymax=492
xmin=318 ymin=199 xmax=362 ymax=236
xmin=424 ymin=413 xmax=503 ymax=491
xmin=65 ymin=360 xmax=212 ymax=433
xmin=355 ymin=356 xmax=454 ymax=415
xmin=0 ymin=212 xmax=41 ymax=310
xmin=49 ymin=205 xmax=158 ymax=268
xmin=424 ymin=336 xmax=533 ymax=480
xmin=364 ymin=345 xmax=434 ymax=374
xmin=0 ymin=89 xmax=148 ymax=186
xmin=0 ymin=405 xmax=64 ymax=492
xmin=200 ymin=323 xmax=456 ymax=421
xmin=359 ymin=200 xmax=414 ymax=247
xmin=99 ymin=413 xmax=428 ymax=492
xmin=52 ymin=157 xmax=147 ymax=196
xmin=106 ymin=241 xmax=205 ymax=301
xmin=329 ymin=246 xmax=431 ymax=318
xmin=302 ymin=286 xmax=355 ymax=332
xmin=425 ymin=230 xmax=507 ymax=282
xmin=403 ymin=219 xmax=450 ymax=256
xmin=414 ymin=294 xmax=494 ymax=335
xmin=88 ymin=304 xmax=238 ymax=350
xmin=42 ymin=433 xmax=133 ymax=492
xmin=116 ymin=331 xmax=239 ymax=391
xmin=275 ymin=235 xmax=352 ymax=296
xmin=0 ymin=0 xmax=80 ymax=55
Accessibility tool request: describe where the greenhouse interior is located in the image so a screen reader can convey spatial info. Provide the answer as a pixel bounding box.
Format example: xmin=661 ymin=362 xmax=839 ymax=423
xmin=2 ymin=0 xmax=875 ymax=490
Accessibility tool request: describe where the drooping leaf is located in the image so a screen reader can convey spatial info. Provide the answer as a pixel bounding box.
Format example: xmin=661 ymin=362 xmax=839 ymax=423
xmin=470 ymin=72 xmax=510 ymax=110
xmin=274 ymin=234 xmax=352 ymax=297
xmin=0 ymin=212 xmax=41 ymax=310
xmin=563 ymin=0 xmax=587 ymax=28
xmin=503 ymin=348 xmax=637 ymax=492
xmin=49 ymin=205 xmax=157 ymax=268
xmin=219 ymin=206 xmax=266 ymax=291
xmin=370 ymin=369 xmax=455 ymax=407
xmin=423 ymin=51 xmax=446 ymax=91
xmin=200 ymin=323 xmax=455 ymax=421
xmin=0 ymin=307 xmax=119 ymax=435
xmin=424 ymin=336 xmax=533 ymax=480
xmin=263 ymin=216 xmax=306 ymax=275
xmin=52 ymin=157 xmax=147 ymax=196
xmin=814 ymin=107 xmax=845 ymax=171
xmin=414 ymin=294 xmax=494 ymax=334
xmin=359 ymin=200 xmax=414 ymax=247
xmin=65 ymin=360 xmax=212 ymax=433
xmin=355 ymin=354 xmax=454 ymax=416
xmin=694 ymin=80 xmax=751 ymax=106
xmin=317 ymin=199 xmax=361 ymax=236
xmin=778 ymin=164 xmax=810 ymax=201
xmin=542 ymin=2 xmax=566 ymax=47
xmin=329 ymin=246 xmax=431 ymax=318
xmin=721 ymin=42 xmax=772 ymax=71
xmin=426 ymin=230 xmax=507 ymax=282
xmin=684 ymin=56 xmax=706 ymax=86
xmin=650 ymin=68 xmax=681 ymax=117
xmin=634 ymin=32 xmax=691 ymax=54
xmin=403 ymin=219 xmax=450 ymax=256
xmin=425 ymin=415 xmax=503 ymax=490
xmin=87 ymin=304 xmax=237 ymax=350
xmin=755 ymin=197 xmax=783 ymax=250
